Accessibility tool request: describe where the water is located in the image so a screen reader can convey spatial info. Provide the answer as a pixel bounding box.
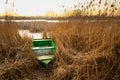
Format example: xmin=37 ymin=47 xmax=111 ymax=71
xmin=1 ymin=18 xmax=119 ymax=23
xmin=18 ymin=30 xmax=43 ymax=39
xmin=18 ymin=30 xmax=50 ymax=39
xmin=0 ymin=19 xmax=69 ymax=23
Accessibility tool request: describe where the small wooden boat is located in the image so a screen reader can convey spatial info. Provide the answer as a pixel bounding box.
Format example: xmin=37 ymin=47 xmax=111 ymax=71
xmin=31 ymin=38 xmax=56 ymax=67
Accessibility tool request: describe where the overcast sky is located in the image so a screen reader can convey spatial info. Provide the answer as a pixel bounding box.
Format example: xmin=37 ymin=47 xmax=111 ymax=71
xmin=0 ymin=0 xmax=120 ymax=16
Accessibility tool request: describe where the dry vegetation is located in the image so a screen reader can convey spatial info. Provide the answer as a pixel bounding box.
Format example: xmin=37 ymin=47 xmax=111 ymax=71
xmin=61 ymin=0 xmax=120 ymax=17
xmin=48 ymin=20 xmax=120 ymax=80
xmin=0 ymin=19 xmax=120 ymax=80
xmin=0 ymin=21 xmax=38 ymax=80
xmin=1 ymin=0 xmax=120 ymax=80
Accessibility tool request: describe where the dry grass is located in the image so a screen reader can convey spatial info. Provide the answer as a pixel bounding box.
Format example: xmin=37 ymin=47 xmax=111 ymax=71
xmin=0 ymin=21 xmax=38 ymax=80
xmin=47 ymin=20 xmax=120 ymax=80
xmin=0 ymin=19 xmax=120 ymax=80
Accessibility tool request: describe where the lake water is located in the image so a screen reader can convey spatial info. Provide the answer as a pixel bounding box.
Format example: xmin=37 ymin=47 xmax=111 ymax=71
xmin=3 ymin=18 xmax=120 ymax=39
xmin=1 ymin=19 xmax=119 ymax=24
xmin=18 ymin=30 xmax=43 ymax=39
xmin=18 ymin=30 xmax=50 ymax=39
xmin=0 ymin=19 xmax=69 ymax=23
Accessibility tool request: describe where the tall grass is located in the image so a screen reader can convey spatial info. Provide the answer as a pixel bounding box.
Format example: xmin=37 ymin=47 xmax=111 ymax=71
xmin=0 ymin=21 xmax=37 ymax=80
xmin=47 ymin=20 xmax=120 ymax=80
xmin=0 ymin=20 xmax=120 ymax=80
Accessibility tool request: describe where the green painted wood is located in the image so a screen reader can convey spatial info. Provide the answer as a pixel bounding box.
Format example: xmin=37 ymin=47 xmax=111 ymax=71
xmin=31 ymin=38 xmax=56 ymax=67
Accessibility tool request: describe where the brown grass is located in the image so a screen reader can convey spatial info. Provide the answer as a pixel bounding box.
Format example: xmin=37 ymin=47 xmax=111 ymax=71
xmin=47 ymin=20 xmax=120 ymax=80
xmin=0 ymin=21 xmax=38 ymax=80
xmin=0 ymin=19 xmax=120 ymax=80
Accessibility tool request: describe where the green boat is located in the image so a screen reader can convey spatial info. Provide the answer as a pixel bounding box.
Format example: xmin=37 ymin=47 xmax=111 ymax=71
xmin=31 ymin=38 xmax=56 ymax=67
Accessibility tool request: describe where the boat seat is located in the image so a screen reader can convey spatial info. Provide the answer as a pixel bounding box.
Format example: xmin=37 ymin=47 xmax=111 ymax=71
xmin=32 ymin=46 xmax=55 ymax=50
xmin=36 ymin=55 xmax=54 ymax=61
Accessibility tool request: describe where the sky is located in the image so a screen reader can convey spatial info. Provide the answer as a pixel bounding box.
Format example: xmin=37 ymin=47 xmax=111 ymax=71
xmin=0 ymin=0 xmax=120 ymax=16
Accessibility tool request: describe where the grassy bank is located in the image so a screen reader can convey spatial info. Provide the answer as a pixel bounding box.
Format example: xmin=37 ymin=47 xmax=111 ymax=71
xmin=48 ymin=20 xmax=120 ymax=80
xmin=0 ymin=19 xmax=120 ymax=80
xmin=0 ymin=21 xmax=38 ymax=79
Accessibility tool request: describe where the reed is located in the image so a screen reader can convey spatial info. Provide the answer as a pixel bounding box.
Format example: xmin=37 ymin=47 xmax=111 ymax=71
xmin=0 ymin=21 xmax=37 ymax=80
xmin=47 ymin=20 xmax=120 ymax=80
xmin=0 ymin=19 xmax=120 ymax=80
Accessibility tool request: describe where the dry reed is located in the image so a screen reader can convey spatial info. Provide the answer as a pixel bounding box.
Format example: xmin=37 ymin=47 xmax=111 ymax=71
xmin=0 ymin=19 xmax=120 ymax=80
xmin=47 ymin=20 xmax=120 ymax=80
xmin=0 ymin=21 xmax=38 ymax=80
